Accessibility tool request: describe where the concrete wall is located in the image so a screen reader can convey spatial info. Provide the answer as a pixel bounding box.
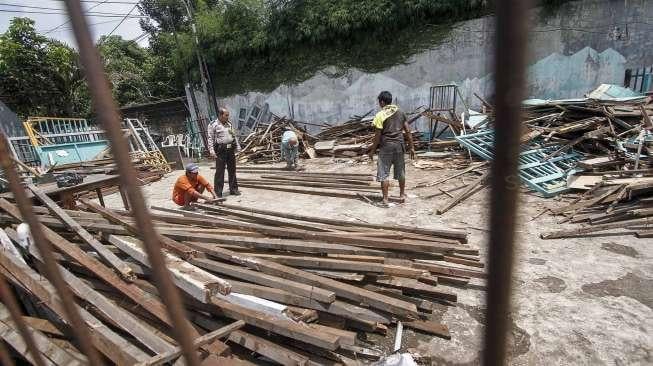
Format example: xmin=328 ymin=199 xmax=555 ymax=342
xmin=219 ymin=0 xmax=653 ymax=132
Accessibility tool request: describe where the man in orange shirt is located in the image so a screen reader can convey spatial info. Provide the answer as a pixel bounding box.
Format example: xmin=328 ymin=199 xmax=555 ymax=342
xmin=172 ymin=163 xmax=217 ymax=207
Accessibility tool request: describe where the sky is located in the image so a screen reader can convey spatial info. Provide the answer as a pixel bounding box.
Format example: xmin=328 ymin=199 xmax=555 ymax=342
xmin=0 ymin=0 xmax=149 ymax=47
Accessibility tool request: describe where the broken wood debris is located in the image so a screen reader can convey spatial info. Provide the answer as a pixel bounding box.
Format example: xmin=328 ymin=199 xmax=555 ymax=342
xmin=0 ymin=186 xmax=484 ymax=363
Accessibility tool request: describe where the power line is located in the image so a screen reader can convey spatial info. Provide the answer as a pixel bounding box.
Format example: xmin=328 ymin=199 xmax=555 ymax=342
xmin=46 ymin=19 xmax=123 ymax=34
xmin=0 ymin=8 xmax=146 ymax=18
xmin=48 ymin=0 xmax=140 ymax=3
xmin=43 ymin=0 xmax=109 ymax=34
xmin=101 ymin=1 xmax=139 ymax=41
xmin=0 ymin=2 xmax=141 ymax=15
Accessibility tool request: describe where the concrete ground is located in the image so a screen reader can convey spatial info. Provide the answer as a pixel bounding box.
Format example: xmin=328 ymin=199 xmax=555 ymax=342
xmin=100 ymin=157 xmax=652 ymax=365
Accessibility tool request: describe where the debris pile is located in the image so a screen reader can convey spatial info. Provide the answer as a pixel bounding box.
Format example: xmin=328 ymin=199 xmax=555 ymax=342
xmin=0 ymin=186 xmax=484 ymax=364
xmin=421 ymin=84 xmax=652 ymax=237
xmin=237 ymin=116 xmax=317 ymax=164
xmin=313 ymin=111 xmax=427 ymax=158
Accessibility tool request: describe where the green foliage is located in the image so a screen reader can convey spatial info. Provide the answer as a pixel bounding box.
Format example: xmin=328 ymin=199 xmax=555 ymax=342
xmin=0 ymin=18 xmax=88 ymax=117
xmin=140 ymin=0 xmax=488 ymax=96
xmin=97 ymin=35 xmax=178 ymax=107
xmin=0 ymin=18 xmax=178 ymax=118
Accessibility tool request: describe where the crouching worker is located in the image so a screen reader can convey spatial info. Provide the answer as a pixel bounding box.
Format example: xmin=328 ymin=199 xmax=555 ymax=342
xmin=172 ymin=163 xmax=217 ymax=208
xmin=281 ymin=129 xmax=300 ymax=170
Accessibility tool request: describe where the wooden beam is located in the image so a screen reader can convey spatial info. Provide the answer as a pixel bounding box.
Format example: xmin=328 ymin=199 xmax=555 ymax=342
xmin=413 ymin=260 xmax=487 ymax=279
xmin=215 ymin=203 xmax=468 ymax=242
xmin=227 ymin=280 xmax=389 ymax=324
xmin=373 ymin=277 xmax=457 ymax=302
xmin=208 ymin=298 xmax=340 ymax=351
xmin=27 ymin=184 xmax=135 ymax=281
xmin=80 ymin=199 xmax=198 ymax=260
xmin=108 ymin=235 xmax=232 ymax=301
xmin=227 ymin=331 xmax=313 ymax=366
xmin=181 ymin=206 xmax=473 ymax=255
xmin=404 ymin=320 xmax=451 ymax=339
xmin=188 ymin=244 xmax=419 ymax=319
xmin=245 ymin=254 xmax=427 ymax=278
xmin=0 ymin=250 xmax=150 ymax=365
xmin=0 ymin=304 xmax=85 ymax=366
xmin=135 ymin=320 xmax=245 ymax=366
xmin=190 ymin=258 xmax=335 ymax=303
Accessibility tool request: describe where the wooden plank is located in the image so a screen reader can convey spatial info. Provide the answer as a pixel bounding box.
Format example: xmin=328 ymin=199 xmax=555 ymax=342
xmin=227 ymin=330 xmax=313 ymax=366
xmin=374 ymin=277 xmax=457 ymax=302
xmin=54 ymin=263 xmax=176 ymax=355
xmin=182 ymin=235 xmax=389 ymax=257
xmin=0 ymin=304 xmax=85 ymax=366
xmin=0 ymin=201 xmax=173 ymax=326
xmin=108 ymin=235 xmax=232 ymax=301
xmin=27 ymin=184 xmax=135 ymax=281
xmin=362 ymin=285 xmax=434 ymax=313
xmin=0 ymin=250 xmax=149 ymax=365
xmin=246 ymin=254 xmax=427 ymax=278
xmin=188 ymin=244 xmax=419 ymax=318
xmin=80 ymin=199 xmax=198 ymax=259
xmin=190 ymin=258 xmax=335 ymax=303
xmin=209 ymin=298 xmax=340 ymax=351
xmin=436 ymin=172 xmax=488 ymax=215
xmin=215 ymin=203 xmax=468 ymax=242
xmin=135 ymin=320 xmax=245 ymax=366
xmin=227 ymin=280 xmax=389 ymax=324
xmin=106 ymin=241 xmax=336 ymax=351
xmin=404 ymin=320 xmax=451 ymax=339
xmin=540 ymin=217 xmax=653 ymax=239
xmin=413 ymin=260 xmax=487 ymax=279
xmin=181 ymin=206 xmax=473 ymax=255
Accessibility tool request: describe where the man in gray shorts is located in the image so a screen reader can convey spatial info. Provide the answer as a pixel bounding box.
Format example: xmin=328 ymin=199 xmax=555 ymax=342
xmin=367 ymin=91 xmax=415 ymax=206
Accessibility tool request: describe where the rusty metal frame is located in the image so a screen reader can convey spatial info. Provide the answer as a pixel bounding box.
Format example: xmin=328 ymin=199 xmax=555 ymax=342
xmin=0 ymin=273 xmax=47 ymax=366
xmin=61 ymin=1 xmax=201 ymax=365
xmin=483 ymin=0 xmax=531 ymax=365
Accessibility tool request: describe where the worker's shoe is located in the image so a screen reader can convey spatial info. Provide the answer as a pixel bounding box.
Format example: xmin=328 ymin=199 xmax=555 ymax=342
xmin=230 ymin=190 xmax=242 ymax=196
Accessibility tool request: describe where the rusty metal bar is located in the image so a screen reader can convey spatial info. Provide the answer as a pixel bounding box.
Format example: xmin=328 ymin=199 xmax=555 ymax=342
xmin=0 ymin=273 xmax=47 ymax=366
xmin=62 ymin=1 xmax=201 ymax=365
xmin=0 ymin=337 xmax=16 ymax=366
xmin=0 ymin=134 xmax=103 ymax=364
xmin=483 ymin=0 xmax=531 ymax=365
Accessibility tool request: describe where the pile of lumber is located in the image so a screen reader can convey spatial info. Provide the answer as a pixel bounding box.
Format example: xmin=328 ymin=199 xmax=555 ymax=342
xmin=233 ymin=166 xmax=407 ymax=204
xmin=238 ymin=116 xmax=317 ymax=164
xmin=541 ymin=175 xmax=653 ymax=239
xmin=0 ymin=185 xmax=484 ymax=364
xmin=519 ymin=98 xmax=652 ymax=165
xmin=313 ymin=112 xmax=427 ymax=157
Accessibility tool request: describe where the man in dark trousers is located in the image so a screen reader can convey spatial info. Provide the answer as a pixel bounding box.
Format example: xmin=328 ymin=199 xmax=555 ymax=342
xmin=208 ymin=107 xmax=241 ymax=197
xmin=367 ymin=91 xmax=415 ymax=206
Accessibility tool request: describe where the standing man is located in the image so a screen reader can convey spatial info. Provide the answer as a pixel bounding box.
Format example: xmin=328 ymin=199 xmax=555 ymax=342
xmin=208 ymin=107 xmax=241 ymax=197
xmin=280 ymin=129 xmax=300 ymax=170
xmin=367 ymin=91 xmax=415 ymax=206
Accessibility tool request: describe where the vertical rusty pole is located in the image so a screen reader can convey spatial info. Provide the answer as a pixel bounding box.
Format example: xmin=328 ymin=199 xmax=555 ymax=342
xmin=0 ymin=274 xmax=47 ymax=366
xmin=483 ymin=0 xmax=531 ymax=365
xmin=62 ymin=1 xmax=201 ymax=365
xmin=0 ymin=135 xmax=103 ymax=365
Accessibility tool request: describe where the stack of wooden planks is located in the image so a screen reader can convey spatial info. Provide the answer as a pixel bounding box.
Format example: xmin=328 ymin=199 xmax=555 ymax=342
xmin=237 ymin=116 xmax=317 ymax=164
xmin=0 ymin=185 xmax=485 ymax=364
xmin=540 ymin=175 xmax=653 ymax=239
xmin=313 ymin=111 xmax=427 ymax=158
xmin=231 ymin=166 xmax=412 ymax=204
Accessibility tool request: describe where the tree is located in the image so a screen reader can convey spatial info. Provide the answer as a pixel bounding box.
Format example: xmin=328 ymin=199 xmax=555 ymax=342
xmin=0 ymin=18 xmax=88 ymax=117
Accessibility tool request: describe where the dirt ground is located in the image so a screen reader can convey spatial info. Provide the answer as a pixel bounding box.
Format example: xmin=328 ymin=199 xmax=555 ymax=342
xmin=100 ymin=157 xmax=652 ymax=365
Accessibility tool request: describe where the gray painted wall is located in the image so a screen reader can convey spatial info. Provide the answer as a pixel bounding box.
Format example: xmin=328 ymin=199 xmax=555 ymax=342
xmin=219 ymin=0 xmax=653 ymax=133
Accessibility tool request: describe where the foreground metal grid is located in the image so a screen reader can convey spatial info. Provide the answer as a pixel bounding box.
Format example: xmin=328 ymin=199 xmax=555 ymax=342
xmin=0 ymin=0 xmax=530 ymax=364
